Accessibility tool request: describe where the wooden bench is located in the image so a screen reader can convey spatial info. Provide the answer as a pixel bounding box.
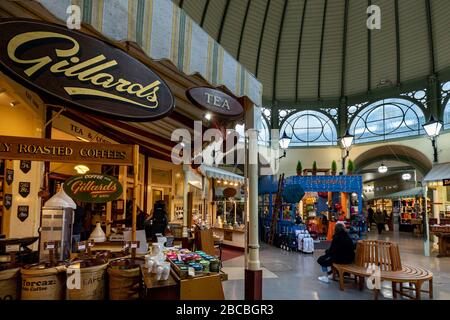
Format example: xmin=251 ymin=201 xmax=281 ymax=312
xmin=333 ymin=240 xmax=433 ymax=300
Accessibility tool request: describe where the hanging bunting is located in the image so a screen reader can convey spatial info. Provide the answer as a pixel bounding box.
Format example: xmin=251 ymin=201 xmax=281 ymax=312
xmin=19 ymin=182 xmax=30 ymax=198
xmin=6 ymin=169 xmax=13 ymax=185
xmin=20 ymin=160 xmax=32 ymax=174
xmin=4 ymin=194 xmax=12 ymax=210
xmin=17 ymin=205 xmax=29 ymax=222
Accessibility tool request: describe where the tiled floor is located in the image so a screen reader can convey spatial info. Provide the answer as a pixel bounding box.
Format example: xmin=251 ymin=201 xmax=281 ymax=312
xmin=222 ymin=224 xmax=450 ymax=300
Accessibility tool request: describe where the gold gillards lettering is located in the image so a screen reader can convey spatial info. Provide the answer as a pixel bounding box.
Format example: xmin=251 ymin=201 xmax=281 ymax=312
xmin=7 ymin=31 xmax=161 ymax=109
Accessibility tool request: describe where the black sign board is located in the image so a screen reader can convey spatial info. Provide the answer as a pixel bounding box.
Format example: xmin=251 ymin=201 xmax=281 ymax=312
xmin=20 ymin=160 xmax=31 ymax=174
xmin=186 ymin=86 xmax=244 ymax=119
xmin=4 ymin=194 xmax=12 ymax=210
xmin=0 ymin=19 xmax=175 ymax=121
xmin=443 ymin=179 xmax=450 ymax=186
xmin=19 ymin=182 xmax=30 ymax=198
xmin=6 ymin=169 xmax=13 ymax=185
xmin=17 ymin=205 xmax=29 ymax=222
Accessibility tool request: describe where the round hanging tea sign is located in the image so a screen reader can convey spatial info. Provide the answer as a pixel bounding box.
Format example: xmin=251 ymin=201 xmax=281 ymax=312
xmin=186 ymin=87 xmax=243 ymax=119
xmin=63 ymin=174 xmax=123 ymax=203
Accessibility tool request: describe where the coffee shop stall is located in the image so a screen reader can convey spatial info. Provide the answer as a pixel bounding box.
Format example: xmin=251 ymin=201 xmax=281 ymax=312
xmin=0 ymin=0 xmax=264 ymax=300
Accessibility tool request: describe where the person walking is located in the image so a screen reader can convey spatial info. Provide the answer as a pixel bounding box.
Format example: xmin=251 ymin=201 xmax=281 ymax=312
xmin=374 ymin=209 xmax=386 ymax=235
xmin=367 ymin=206 xmax=375 ymax=227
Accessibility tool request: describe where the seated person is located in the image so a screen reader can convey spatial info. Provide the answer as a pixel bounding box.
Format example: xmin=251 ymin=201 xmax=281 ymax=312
xmin=316 ymin=223 xmax=355 ymax=284
xmin=147 ymin=200 xmax=168 ymax=240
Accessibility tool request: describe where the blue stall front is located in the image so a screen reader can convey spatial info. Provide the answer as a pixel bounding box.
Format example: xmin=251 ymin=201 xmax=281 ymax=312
xmin=259 ymin=175 xmax=365 ymax=243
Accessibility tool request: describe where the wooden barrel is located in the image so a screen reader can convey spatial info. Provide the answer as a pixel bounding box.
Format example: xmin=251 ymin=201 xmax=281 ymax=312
xmin=66 ymin=261 xmax=108 ymax=300
xmin=20 ymin=263 xmax=66 ymax=300
xmin=107 ymin=259 xmax=142 ymax=300
xmin=0 ymin=268 xmax=20 ymax=300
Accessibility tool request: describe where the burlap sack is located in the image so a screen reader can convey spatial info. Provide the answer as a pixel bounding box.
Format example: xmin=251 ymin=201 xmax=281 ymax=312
xmin=107 ymin=266 xmax=140 ymax=300
xmin=0 ymin=268 xmax=20 ymax=300
xmin=66 ymin=263 xmax=108 ymax=300
xmin=20 ymin=265 xmax=66 ymax=300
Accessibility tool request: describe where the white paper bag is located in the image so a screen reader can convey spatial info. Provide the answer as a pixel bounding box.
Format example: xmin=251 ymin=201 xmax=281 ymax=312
xmin=123 ymin=230 xmax=148 ymax=254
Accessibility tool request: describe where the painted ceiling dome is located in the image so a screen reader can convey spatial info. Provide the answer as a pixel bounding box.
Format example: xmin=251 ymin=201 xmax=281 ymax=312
xmin=174 ymin=0 xmax=450 ymax=106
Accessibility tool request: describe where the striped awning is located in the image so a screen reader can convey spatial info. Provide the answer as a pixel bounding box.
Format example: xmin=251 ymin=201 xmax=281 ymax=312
xmin=198 ymin=165 xmax=244 ymax=183
xmin=423 ymin=162 xmax=450 ymax=182
xmin=383 ymin=187 xmax=425 ymax=199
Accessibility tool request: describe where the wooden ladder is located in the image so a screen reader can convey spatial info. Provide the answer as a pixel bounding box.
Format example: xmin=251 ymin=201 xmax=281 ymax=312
xmin=267 ymin=174 xmax=284 ymax=245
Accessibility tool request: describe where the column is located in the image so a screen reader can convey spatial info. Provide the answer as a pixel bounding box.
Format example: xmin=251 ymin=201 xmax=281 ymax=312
xmin=432 ymin=188 xmax=440 ymax=250
xmin=244 ymin=101 xmax=262 ymax=300
xmin=423 ymin=185 xmax=430 ymax=257
xmin=182 ymin=164 xmax=190 ymax=237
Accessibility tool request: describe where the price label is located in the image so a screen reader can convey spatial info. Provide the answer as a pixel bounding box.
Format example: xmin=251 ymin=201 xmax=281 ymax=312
xmin=5 ymin=244 xmax=20 ymax=252
xmin=77 ymin=243 xmax=86 ymax=251
xmin=131 ymin=241 xmax=140 ymax=249
xmin=45 ymin=243 xmax=55 ymax=250
xmin=188 ymin=267 xmax=195 ymax=277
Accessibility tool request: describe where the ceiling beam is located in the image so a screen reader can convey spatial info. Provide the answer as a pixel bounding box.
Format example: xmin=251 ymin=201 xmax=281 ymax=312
xmin=394 ymin=0 xmax=401 ymax=85
xmin=217 ymin=0 xmax=231 ymax=44
xmin=295 ymin=0 xmax=308 ymax=102
xmin=273 ymin=0 xmax=289 ymax=101
xmin=317 ymin=0 xmax=328 ymax=100
xmin=237 ymin=0 xmax=252 ymax=61
xmin=425 ymin=0 xmax=436 ymax=75
xmin=340 ymin=0 xmax=349 ymax=98
xmin=255 ymin=0 xmax=271 ymax=78
xmin=367 ymin=0 xmax=372 ymax=92
xmin=200 ymin=0 xmax=211 ymax=28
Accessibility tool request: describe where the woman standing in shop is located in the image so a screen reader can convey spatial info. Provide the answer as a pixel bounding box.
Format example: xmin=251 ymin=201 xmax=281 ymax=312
xmin=317 ymin=223 xmax=355 ymax=283
xmin=374 ymin=209 xmax=386 ymax=234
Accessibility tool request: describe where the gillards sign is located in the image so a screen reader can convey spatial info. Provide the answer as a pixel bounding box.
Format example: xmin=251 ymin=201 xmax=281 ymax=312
xmin=0 ymin=19 xmax=175 ymax=121
xmin=63 ymin=174 xmax=123 ymax=203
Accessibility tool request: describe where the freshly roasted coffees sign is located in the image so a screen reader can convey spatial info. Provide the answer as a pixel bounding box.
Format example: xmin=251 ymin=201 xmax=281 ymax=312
xmin=63 ymin=174 xmax=123 ymax=203
xmin=0 ymin=19 xmax=175 ymax=121
xmin=0 ymin=135 xmax=134 ymax=166
xmin=186 ymin=87 xmax=243 ymax=119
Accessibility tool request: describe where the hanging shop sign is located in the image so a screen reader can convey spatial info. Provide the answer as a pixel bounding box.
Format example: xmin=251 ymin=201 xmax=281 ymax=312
xmin=4 ymin=194 xmax=12 ymax=210
xmin=19 ymin=182 xmax=31 ymax=198
xmin=223 ymin=187 xmax=237 ymax=198
xmin=0 ymin=19 xmax=175 ymax=121
xmin=20 ymin=160 xmax=32 ymax=174
xmin=6 ymin=169 xmax=14 ymax=185
xmin=17 ymin=205 xmax=29 ymax=222
xmin=186 ymin=87 xmax=243 ymax=119
xmin=443 ymin=179 xmax=450 ymax=186
xmin=0 ymin=135 xmax=134 ymax=166
xmin=63 ymin=174 xmax=123 ymax=203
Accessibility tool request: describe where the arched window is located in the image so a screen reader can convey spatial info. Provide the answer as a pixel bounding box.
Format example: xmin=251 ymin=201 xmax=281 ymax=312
xmin=349 ymin=98 xmax=425 ymax=144
xmin=258 ymin=116 xmax=270 ymax=145
xmin=444 ymin=100 xmax=450 ymax=130
xmin=280 ymin=110 xmax=337 ymax=147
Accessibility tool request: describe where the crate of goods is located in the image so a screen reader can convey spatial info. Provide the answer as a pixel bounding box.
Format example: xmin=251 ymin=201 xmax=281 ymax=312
xmin=169 ymin=224 xmax=183 ymax=238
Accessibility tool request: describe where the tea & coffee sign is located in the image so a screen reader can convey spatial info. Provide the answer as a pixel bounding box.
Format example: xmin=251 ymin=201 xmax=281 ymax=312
xmin=63 ymin=174 xmax=123 ymax=203
xmin=186 ymin=87 xmax=243 ymax=119
xmin=0 ymin=19 xmax=174 ymax=121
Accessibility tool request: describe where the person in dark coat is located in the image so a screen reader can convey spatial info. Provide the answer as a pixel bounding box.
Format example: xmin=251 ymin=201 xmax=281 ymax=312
xmin=317 ymin=223 xmax=355 ymax=283
xmin=367 ymin=206 xmax=375 ymax=227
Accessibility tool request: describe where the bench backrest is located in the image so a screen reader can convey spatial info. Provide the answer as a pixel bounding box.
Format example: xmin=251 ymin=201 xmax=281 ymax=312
xmin=355 ymin=240 xmax=402 ymax=271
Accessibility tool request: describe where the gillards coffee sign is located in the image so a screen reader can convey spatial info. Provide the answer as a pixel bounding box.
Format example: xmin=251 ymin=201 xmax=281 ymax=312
xmin=64 ymin=174 xmax=123 ymax=203
xmin=0 ymin=19 xmax=174 ymax=121
xmin=186 ymin=87 xmax=243 ymax=119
